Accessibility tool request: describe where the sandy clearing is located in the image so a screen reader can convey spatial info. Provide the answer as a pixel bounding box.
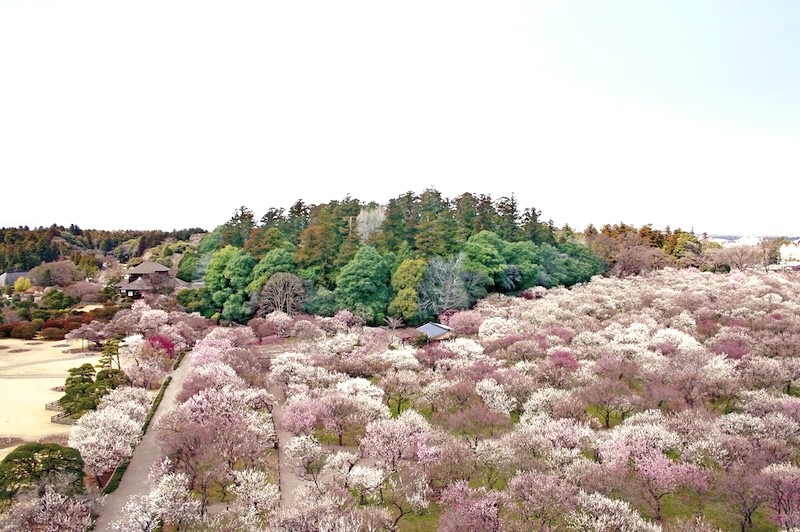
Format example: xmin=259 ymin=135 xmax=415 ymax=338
xmin=0 ymin=338 xmax=102 ymax=458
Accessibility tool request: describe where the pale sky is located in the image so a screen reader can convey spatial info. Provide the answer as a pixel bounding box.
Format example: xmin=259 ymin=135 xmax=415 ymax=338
xmin=1 ymin=1 xmax=798 ymax=236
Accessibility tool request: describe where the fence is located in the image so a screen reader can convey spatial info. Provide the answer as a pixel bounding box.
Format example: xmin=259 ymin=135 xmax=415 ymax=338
xmin=45 ymin=400 xmax=63 ymax=412
xmin=50 ymin=412 xmax=76 ymax=425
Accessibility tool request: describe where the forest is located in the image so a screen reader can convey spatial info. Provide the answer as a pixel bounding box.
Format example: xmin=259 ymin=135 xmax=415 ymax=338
xmin=1 ymin=188 xmax=789 ymax=334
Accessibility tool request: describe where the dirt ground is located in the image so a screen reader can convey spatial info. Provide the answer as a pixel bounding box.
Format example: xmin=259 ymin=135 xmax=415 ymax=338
xmin=0 ymin=338 xmax=101 ymax=461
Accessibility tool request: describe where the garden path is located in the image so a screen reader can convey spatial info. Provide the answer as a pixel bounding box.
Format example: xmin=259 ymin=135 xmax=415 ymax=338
xmin=91 ymin=358 xmax=191 ymax=532
xmin=268 ymin=382 xmax=304 ymax=510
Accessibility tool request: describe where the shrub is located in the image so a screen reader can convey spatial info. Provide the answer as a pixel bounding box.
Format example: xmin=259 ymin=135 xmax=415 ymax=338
xmin=43 ymin=319 xmax=66 ymax=329
xmin=102 ymin=460 xmax=129 ymax=494
xmin=41 ymin=327 xmax=67 ymax=341
xmin=10 ymin=322 xmax=37 ymax=339
xmin=413 ymin=333 xmax=430 ymax=348
xmin=64 ymin=321 xmax=83 ymax=332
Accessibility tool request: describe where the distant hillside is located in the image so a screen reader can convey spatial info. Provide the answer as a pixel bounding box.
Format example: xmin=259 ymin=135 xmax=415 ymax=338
xmin=0 ymin=226 xmax=205 ymax=273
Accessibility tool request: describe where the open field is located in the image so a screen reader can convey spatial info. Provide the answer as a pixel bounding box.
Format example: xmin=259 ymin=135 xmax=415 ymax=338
xmin=0 ymin=338 xmax=102 ymax=461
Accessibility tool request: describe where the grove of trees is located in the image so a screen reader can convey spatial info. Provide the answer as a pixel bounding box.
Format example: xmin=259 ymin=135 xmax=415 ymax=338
xmin=176 ymin=190 xmax=609 ymax=325
xmin=96 ymin=267 xmax=800 ymax=530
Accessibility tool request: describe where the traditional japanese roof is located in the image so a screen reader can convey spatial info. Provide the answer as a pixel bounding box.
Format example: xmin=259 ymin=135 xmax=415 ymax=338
xmin=415 ymin=322 xmax=454 ymax=340
xmin=119 ymin=277 xmax=154 ymax=291
xmin=127 ymin=261 xmax=169 ymax=275
xmin=159 ymin=277 xmax=189 ymax=288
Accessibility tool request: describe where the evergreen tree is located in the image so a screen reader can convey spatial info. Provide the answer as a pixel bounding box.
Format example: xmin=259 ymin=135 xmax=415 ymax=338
xmin=204 ymin=245 xmax=256 ymax=323
xmin=374 ymin=191 xmax=419 ymax=253
xmin=220 ymin=206 xmax=256 ymax=248
xmin=495 ymin=194 xmax=521 ymax=241
xmin=247 ymin=247 xmax=299 ymax=294
xmin=453 ymin=192 xmax=480 ymax=241
xmin=462 ymin=231 xmax=507 ymax=288
xmin=334 ymin=246 xmax=391 ymax=324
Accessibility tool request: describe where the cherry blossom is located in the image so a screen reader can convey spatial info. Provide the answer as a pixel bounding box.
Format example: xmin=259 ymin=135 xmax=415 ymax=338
xmin=0 ymin=486 xmax=91 ymax=532
xmin=284 ymin=435 xmax=327 ymax=488
xmin=503 ymin=469 xmax=577 ymax=531
xmin=68 ymin=403 xmax=143 ymax=484
xmin=567 ymin=490 xmax=661 ymax=532
xmin=475 ymin=378 xmax=516 ymax=416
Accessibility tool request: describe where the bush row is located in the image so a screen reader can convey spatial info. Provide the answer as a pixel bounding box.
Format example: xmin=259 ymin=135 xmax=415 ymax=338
xmin=0 ymin=305 xmax=121 ymax=340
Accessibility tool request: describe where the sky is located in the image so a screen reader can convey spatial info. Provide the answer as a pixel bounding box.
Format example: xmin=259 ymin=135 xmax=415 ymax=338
xmin=1 ymin=0 xmax=798 ymax=236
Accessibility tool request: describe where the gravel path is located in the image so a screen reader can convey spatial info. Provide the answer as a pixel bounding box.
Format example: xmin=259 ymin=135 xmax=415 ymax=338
xmin=91 ymin=359 xmax=191 ymax=531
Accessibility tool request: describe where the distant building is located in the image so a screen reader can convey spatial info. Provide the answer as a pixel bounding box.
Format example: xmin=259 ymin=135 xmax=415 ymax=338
xmin=116 ymin=261 xmax=186 ymax=298
xmin=0 ymin=271 xmax=31 ymax=288
xmin=415 ymin=322 xmax=455 ymax=341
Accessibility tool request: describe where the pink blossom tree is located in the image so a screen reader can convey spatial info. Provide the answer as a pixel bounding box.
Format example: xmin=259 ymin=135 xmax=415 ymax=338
xmin=438 ymin=480 xmax=504 ymax=532
xmin=762 ymin=462 xmax=800 ymax=528
xmin=156 ymin=385 xmax=275 ymax=514
xmin=632 ymin=449 xmax=706 ymax=522
xmin=0 ymin=486 xmax=92 ymax=532
xmin=360 ymin=410 xmax=432 ymax=473
xmin=280 ymin=395 xmax=329 ymax=436
xmin=502 ymin=469 xmax=578 ymax=531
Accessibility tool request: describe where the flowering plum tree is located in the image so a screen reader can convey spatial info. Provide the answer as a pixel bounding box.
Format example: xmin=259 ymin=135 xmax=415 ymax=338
xmin=68 ymin=386 xmax=149 ymax=485
xmin=284 ymin=435 xmax=327 ymax=488
xmin=438 ymin=480 xmax=503 ymax=532
xmin=156 ymin=385 xmax=275 ymax=513
xmin=360 ymin=410 xmax=432 ymax=473
xmin=0 ymin=486 xmax=91 ymax=532
xmin=502 ymin=469 xmax=577 ymax=531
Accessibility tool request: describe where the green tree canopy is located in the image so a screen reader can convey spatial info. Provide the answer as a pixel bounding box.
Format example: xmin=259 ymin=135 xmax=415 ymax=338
xmin=390 ymin=258 xmax=427 ymax=293
xmin=0 ymin=443 xmax=85 ymax=501
xmin=462 ymin=231 xmax=507 ymax=287
xmin=387 ymin=258 xmax=427 ymax=325
xmin=203 ymin=245 xmax=257 ymax=323
xmin=244 ymin=226 xmax=293 ymax=260
xmin=247 ymin=248 xmax=298 ymax=295
xmin=334 ymin=246 xmax=391 ymax=325
xmin=387 ymin=287 xmax=420 ymax=324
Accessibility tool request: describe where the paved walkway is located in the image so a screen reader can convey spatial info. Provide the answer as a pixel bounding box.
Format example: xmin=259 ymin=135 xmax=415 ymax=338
xmin=91 ymin=359 xmax=192 ymax=531
xmin=269 ymin=383 xmax=303 ymax=509
xmin=92 ymin=342 xmax=306 ymax=529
